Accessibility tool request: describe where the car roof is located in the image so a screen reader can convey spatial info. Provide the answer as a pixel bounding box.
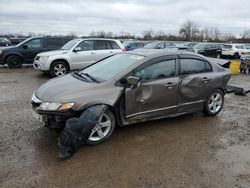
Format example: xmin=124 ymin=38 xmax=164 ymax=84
xmin=127 ymin=49 xmax=203 ymax=58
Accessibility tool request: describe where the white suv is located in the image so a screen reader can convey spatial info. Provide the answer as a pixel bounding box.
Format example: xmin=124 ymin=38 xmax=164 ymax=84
xmin=33 ymin=38 xmax=125 ymax=77
xmin=222 ymin=44 xmax=250 ymax=59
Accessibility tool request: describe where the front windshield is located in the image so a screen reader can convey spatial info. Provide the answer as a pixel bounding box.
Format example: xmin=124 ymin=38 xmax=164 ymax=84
xmin=143 ymin=42 xmax=159 ymax=49
xmin=16 ymin=38 xmax=32 ymax=47
xmin=193 ymin=43 xmax=206 ymax=49
xmin=61 ymin=39 xmax=81 ymax=50
xmin=79 ymin=53 xmax=145 ymax=82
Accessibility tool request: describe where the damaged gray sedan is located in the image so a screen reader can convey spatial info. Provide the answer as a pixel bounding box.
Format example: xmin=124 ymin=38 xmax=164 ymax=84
xmin=31 ymin=49 xmax=231 ymax=145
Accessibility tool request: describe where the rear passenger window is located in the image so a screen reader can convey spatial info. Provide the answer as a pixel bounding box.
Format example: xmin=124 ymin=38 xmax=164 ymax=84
xmin=45 ymin=38 xmax=63 ymax=48
xmin=95 ymin=40 xmax=107 ymax=50
xmin=133 ymin=59 xmax=176 ymax=81
xmin=106 ymin=41 xmax=113 ymax=49
xmin=180 ymin=59 xmax=212 ymax=75
xmin=110 ymin=41 xmax=120 ymax=49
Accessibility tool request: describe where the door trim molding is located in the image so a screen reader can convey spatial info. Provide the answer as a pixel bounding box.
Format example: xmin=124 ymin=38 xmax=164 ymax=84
xmin=126 ymin=105 xmax=177 ymax=118
xmin=179 ymin=100 xmax=205 ymax=107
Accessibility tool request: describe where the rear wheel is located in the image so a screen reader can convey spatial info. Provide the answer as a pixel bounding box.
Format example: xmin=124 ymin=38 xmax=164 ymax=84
xmin=233 ymin=53 xmax=240 ymax=59
xmin=50 ymin=61 xmax=69 ymax=77
xmin=204 ymin=89 xmax=224 ymax=116
xmin=7 ymin=55 xmax=23 ymax=68
xmin=86 ymin=109 xmax=116 ymax=145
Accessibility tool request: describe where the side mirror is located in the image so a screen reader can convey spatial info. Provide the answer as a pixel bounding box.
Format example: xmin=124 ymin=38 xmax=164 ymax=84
xmin=73 ymin=47 xmax=81 ymax=52
xmin=23 ymin=44 xmax=28 ymax=49
xmin=127 ymin=76 xmax=141 ymax=87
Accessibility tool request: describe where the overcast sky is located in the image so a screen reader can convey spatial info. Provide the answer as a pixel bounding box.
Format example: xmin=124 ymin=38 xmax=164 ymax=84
xmin=0 ymin=0 xmax=249 ymax=36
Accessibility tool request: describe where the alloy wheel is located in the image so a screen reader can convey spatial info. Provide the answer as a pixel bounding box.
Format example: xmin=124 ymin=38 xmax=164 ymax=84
xmin=88 ymin=113 xmax=112 ymax=142
xmin=54 ymin=64 xmax=67 ymax=76
xmin=208 ymin=92 xmax=223 ymax=113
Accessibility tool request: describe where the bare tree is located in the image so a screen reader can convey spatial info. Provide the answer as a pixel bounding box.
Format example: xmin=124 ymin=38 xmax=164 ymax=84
xmin=179 ymin=20 xmax=200 ymax=41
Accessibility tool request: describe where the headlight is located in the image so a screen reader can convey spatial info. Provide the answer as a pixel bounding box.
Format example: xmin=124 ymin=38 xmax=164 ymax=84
xmin=38 ymin=102 xmax=74 ymax=111
xmin=39 ymin=56 xmax=49 ymax=61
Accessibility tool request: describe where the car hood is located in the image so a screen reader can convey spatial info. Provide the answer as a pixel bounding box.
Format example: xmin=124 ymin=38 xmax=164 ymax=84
xmin=0 ymin=46 xmax=15 ymax=50
xmin=35 ymin=74 xmax=122 ymax=111
xmin=38 ymin=50 xmax=68 ymax=56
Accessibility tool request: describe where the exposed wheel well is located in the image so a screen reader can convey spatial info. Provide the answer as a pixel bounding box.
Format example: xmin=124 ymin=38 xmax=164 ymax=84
xmin=50 ymin=59 xmax=70 ymax=70
xmin=5 ymin=54 xmax=23 ymax=63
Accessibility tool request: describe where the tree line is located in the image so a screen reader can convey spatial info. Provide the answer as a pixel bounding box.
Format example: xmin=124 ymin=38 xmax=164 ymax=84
xmin=1 ymin=20 xmax=250 ymax=43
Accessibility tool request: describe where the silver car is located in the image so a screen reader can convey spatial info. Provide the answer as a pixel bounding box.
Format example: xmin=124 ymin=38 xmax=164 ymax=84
xmin=33 ymin=38 xmax=125 ymax=77
xmin=31 ymin=49 xmax=231 ymax=145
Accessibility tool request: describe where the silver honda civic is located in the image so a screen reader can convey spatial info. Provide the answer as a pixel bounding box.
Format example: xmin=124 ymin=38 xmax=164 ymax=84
xmin=31 ymin=49 xmax=231 ymax=145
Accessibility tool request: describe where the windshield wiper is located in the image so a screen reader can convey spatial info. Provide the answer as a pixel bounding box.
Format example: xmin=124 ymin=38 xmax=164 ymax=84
xmin=81 ymin=72 xmax=100 ymax=83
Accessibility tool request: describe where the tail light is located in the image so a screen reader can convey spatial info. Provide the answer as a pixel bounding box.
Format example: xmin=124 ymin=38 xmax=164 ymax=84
xmin=122 ymin=48 xmax=126 ymax=52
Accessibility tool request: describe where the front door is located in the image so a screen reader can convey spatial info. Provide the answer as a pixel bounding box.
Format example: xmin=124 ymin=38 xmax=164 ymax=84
xmin=21 ymin=38 xmax=43 ymax=63
xmin=125 ymin=57 xmax=179 ymax=122
xmin=70 ymin=40 xmax=96 ymax=69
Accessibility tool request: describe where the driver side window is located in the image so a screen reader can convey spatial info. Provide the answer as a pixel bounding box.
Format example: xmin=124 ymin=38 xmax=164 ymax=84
xmin=76 ymin=40 xmax=94 ymax=51
xmin=133 ymin=59 xmax=176 ymax=81
xmin=25 ymin=39 xmax=42 ymax=49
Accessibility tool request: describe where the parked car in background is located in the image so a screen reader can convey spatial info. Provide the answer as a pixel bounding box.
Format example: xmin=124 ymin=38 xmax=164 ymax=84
xmin=31 ymin=49 xmax=231 ymax=145
xmin=0 ymin=38 xmax=11 ymax=46
xmin=183 ymin=42 xmax=198 ymax=47
xmin=9 ymin=38 xmax=27 ymax=45
xmin=222 ymin=44 xmax=250 ymax=59
xmin=240 ymin=54 xmax=250 ymax=73
xmin=0 ymin=37 xmax=73 ymax=68
xmin=33 ymin=38 xmax=125 ymax=77
xmin=166 ymin=46 xmax=195 ymax=52
xmin=143 ymin=41 xmax=176 ymax=49
xmin=123 ymin=41 xmax=149 ymax=51
xmin=193 ymin=43 xmax=222 ymax=58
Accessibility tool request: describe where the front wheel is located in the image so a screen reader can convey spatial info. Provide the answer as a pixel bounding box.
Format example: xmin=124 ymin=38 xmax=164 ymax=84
xmin=204 ymin=89 xmax=224 ymax=116
xmin=7 ymin=55 xmax=23 ymax=68
xmin=86 ymin=109 xmax=116 ymax=145
xmin=50 ymin=61 xmax=69 ymax=77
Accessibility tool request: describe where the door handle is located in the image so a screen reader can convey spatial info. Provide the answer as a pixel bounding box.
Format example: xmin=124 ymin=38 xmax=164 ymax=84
xmin=91 ymin=52 xmax=95 ymax=55
xmin=202 ymin=77 xmax=210 ymax=83
xmin=164 ymin=82 xmax=177 ymax=88
xmin=110 ymin=51 xmax=114 ymax=53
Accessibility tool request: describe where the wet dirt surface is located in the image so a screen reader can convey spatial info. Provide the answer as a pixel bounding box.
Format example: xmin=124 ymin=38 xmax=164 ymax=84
xmin=0 ymin=68 xmax=250 ymax=188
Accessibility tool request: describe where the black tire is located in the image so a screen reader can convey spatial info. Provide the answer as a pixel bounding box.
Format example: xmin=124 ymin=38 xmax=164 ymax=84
xmin=86 ymin=109 xmax=116 ymax=146
xmin=233 ymin=53 xmax=240 ymax=59
xmin=203 ymin=89 xmax=224 ymax=116
xmin=6 ymin=55 xmax=23 ymax=68
xmin=50 ymin=61 xmax=69 ymax=77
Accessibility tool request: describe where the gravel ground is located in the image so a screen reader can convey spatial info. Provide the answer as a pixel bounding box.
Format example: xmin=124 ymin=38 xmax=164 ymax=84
xmin=0 ymin=68 xmax=250 ymax=188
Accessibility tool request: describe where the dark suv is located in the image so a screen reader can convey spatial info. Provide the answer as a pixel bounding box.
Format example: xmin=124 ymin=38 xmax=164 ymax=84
xmin=193 ymin=43 xmax=222 ymax=58
xmin=0 ymin=37 xmax=73 ymax=68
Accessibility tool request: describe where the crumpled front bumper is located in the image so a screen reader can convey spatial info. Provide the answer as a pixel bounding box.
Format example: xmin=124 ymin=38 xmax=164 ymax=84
xmin=31 ymin=97 xmax=78 ymax=129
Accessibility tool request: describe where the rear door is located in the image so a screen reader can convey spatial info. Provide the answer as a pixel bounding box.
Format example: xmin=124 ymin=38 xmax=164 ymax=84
xmin=178 ymin=55 xmax=216 ymax=113
xmin=125 ymin=56 xmax=179 ymax=121
xmin=44 ymin=38 xmax=64 ymax=51
xmin=93 ymin=40 xmax=120 ymax=60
